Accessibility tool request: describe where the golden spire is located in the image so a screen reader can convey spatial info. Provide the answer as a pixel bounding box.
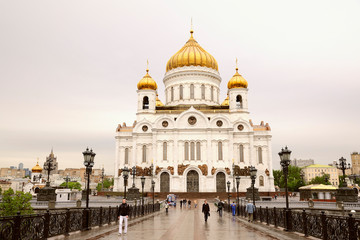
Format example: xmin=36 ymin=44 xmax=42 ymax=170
xmin=227 ymin=58 xmax=248 ymax=89
xmin=190 ymin=17 xmax=194 ymax=36
xmin=137 ymin=60 xmax=157 ymax=90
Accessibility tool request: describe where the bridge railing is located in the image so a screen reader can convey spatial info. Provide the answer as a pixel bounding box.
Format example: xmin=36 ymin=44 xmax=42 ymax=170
xmin=224 ymin=203 xmax=360 ymax=240
xmin=0 ymin=203 xmax=160 ymax=240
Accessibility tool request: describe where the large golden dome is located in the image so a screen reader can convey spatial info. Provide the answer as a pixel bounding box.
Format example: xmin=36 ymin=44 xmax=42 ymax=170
xmin=166 ymin=30 xmax=218 ymax=72
xmin=227 ymin=67 xmax=248 ymax=89
xmin=32 ymin=161 xmax=43 ymax=173
xmin=137 ymin=68 xmax=157 ymax=90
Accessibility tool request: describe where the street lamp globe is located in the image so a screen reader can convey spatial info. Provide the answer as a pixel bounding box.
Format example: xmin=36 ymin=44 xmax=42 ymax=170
xmin=250 ymin=166 xmax=257 ymax=178
xmin=141 ymin=175 xmax=145 ymax=187
xmin=83 ymin=148 xmax=92 ymax=166
xmin=236 ymin=176 xmax=240 ymax=188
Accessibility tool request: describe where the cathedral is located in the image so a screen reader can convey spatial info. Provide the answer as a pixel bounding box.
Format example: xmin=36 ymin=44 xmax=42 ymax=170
xmin=113 ymin=28 xmax=275 ymax=193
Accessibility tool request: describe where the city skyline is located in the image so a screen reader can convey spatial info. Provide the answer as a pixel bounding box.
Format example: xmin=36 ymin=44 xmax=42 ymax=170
xmin=1 ymin=0 xmax=360 ymax=174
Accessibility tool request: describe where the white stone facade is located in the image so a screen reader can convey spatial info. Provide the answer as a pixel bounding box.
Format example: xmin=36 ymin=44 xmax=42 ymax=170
xmin=114 ymin=64 xmax=275 ymax=193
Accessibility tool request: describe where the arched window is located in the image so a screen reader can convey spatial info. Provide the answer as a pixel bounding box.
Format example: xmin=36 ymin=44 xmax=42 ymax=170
xmin=163 ymin=142 xmax=167 ymax=160
xmin=179 ymin=85 xmax=183 ymax=100
xmin=236 ymin=95 xmax=243 ymax=108
xmin=196 ymin=142 xmax=201 ymax=160
xmin=125 ymin=148 xmax=129 ymax=164
xmin=190 ymin=142 xmax=195 ymax=160
xmin=190 ymin=84 xmax=194 ymax=99
xmin=143 ymin=96 xmax=149 ymax=109
xmin=258 ymin=147 xmax=263 ymax=164
xmin=184 ymin=142 xmax=189 ymax=160
xmin=239 ymin=144 xmax=244 ymax=162
xmin=201 ymin=85 xmax=205 ymax=99
xmin=171 ymin=87 xmax=174 ymax=101
xmin=142 ymin=145 xmax=146 ymax=163
xmin=211 ymin=86 xmax=214 ymax=101
xmin=259 ymin=176 xmax=264 ymax=186
xmin=218 ymin=142 xmax=223 ymax=160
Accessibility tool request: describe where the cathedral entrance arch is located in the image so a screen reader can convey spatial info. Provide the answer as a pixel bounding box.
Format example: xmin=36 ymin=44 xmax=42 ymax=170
xmin=216 ymin=172 xmax=226 ymax=192
xmin=160 ymin=172 xmax=170 ymax=192
xmin=187 ymin=170 xmax=199 ymax=192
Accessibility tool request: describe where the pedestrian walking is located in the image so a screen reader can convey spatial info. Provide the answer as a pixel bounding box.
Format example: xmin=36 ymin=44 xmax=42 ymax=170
xmin=217 ymin=200 xmax=224 ymax=217
xmin=118 ymin=199 xmax=130 ymax=235
xmin=165 ymin=201 xmax=169 ymax=213
xmin=183 ymin=199 xmax=187 ymax=207
xmin=245 ymin=201 xmax=255 ymax=222
xmin=202 ymin=200 xmax=210 ymax=222
xmin=231 ymin=201 xmax=236 ymax=216
xmin=194 ymin=200 xmax=198 ymax=208
xmin=180 ymin=199 xmax=183 ymax=208
xmin=188 ymin=199 xmax=191 ymax=208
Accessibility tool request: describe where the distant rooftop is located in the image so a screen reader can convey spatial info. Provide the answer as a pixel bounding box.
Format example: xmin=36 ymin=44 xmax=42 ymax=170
xmin=303 ymin=164 xmax=334 ymax=168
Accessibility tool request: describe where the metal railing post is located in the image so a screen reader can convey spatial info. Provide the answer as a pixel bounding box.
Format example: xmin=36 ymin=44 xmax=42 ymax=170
xmin=266 ymin=207 xmax=269 ymax=225
xmin=302 ymin=209 xmax=308 ymax=237
xmin=108 ymin=206 xmax=111 ymax=225
xmin=287 ymin=209 xmax=292 ymax=231
xmin=274 ymin=207 xmax=277 ymax=228
xmin=12 ymin=212 xmax=21 ymax=240
xmin=44 ymin=209 xmax=50 ymax=238
xmin=65 ymin=208 xmax=70 ymax=236
xmin=99 ymin=207 xmax=103 ymax=226
xmin=348 ymin=214 xmax=356 ymax=240
xmin=321 ymin=211 xmax=327 ymax=240
xmin=259 ymin=206 xmax=262 ymax=223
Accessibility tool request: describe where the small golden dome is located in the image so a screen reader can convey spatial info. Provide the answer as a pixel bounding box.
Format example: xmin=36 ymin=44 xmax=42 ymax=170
xmin=166 ymin=30 xmax=218 ymax=72
xmin=227 ymin=68 xmax=248 ymax=89
xmin=32 ymin=161 xmax=43 ymax=173
xmin=137 ymin=68 xmax=157 ymax=90
xmin=156 ymin=94 xmax=164 ymax=106
xmin=221 ymin=95 xmax=229 ymax=106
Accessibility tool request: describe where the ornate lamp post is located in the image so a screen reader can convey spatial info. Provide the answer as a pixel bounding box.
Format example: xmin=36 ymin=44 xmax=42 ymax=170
xmin=151 ymin=180 xmax=155 ymax=211
xmin=101 ymin=166 xmax=105 ymax=191
xmin=227 ymin=180 xmax=231 ymax=211
xmin=336 ymin=157 xmax=351 ymax=187
xmin=278 ymin=146 xmax=291 ymax=231
xmin=83 ymin=147 xmax=95 ymax=231
xmin=122 ymin=166 xmax=129 ymax=199
xmin=236 ymin=176 xmax=240 ymax=216
xmin=250 ymin=166 xmax=257 ymax=206
xmin=141 ymin=175 xmax=145 ymax=215
xmin=131 ymin=166 xmax=137 ymax=188
xmin=232 ymin=161 xmax=236 ymax=192
xmin=44 ymin=160 xmax=56 ymax=187
xmin=63 ymin=174 xmax=70 ymax=188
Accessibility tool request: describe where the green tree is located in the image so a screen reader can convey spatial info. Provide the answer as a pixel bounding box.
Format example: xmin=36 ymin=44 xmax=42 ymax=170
xmin=309 ymin=174 xmax=331 ymax=185
xmin=0 ymin=188 xmax=33 ymax=216
xmin=60 ymin=181 xmax=82 ymax=190
xmin=96 ymin=178 xmax=114 ymax=192
xmin=0 ymin=187 xmax=2 ymax=196
xmin=273 ymin=166 xmax=305 ymax=191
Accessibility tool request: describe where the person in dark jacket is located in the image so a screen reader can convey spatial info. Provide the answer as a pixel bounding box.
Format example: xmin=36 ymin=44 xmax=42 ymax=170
xmin=118 ymin=199 xmax=130 ymax=235
xmin=202 ymin=200 xmax=210 ymax=222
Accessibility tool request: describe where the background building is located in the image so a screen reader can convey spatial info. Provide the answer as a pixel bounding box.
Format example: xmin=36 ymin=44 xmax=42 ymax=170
xmin=291 ymin=158 xmax=314 ymax=168
xmin=351 ymin=152 xmax=360 ymax=175
xmin=0 ymin=168 xmax=26 ymax=178
xmin=303 ymin=164 xmax=339 ymax=186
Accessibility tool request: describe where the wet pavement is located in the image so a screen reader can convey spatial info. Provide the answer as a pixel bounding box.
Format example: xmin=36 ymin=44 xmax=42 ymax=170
xmin=79 ymin=201 xmax=277 ymax=240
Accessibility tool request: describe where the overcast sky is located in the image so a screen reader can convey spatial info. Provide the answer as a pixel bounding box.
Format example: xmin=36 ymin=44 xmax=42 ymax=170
xmin=1 ymin=0 xmax=359 ymax=174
